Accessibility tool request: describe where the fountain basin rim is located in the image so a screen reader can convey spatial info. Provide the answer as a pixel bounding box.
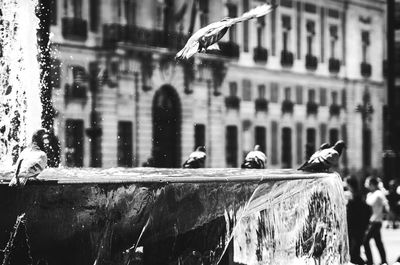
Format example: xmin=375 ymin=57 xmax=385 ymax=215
xmin=0 ymin=167 xmax=338 ymax=185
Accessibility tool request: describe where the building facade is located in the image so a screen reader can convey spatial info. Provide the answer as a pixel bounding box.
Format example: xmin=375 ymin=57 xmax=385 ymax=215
xmin=49 ymin=0 xmax=386 ymax=173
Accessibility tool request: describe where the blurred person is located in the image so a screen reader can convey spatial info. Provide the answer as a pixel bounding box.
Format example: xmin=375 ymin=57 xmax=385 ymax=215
xmin=345 ymin=176 xmax=371 ymax=265
xmin=43 ymin=128 xmax=60 ymax=167
xmin=363 ymin=176 xmax=389 ymax=265
xmin=387 ymin=180 xmax=400 ymax=229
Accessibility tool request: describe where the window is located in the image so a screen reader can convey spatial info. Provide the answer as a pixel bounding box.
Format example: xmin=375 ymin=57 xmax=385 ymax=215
xmin=243 ymin=0 xmax=249 ymax=52
xmin=194 ymin=124 xmax=205 ymax=148
xmin=258 ymin=85 xmax=266 ymax=99
xmin=282 ymin=15 xmax=291 ymax=51
xmin=332 ymin=91 xmax=338 ymax=105
xmin=226 ymin=126 xmax=238 ymax=167
xmin=271 ymin=121 xmax=278 ymax=165
xmin=72 ymin=66 xmax=87 ymax=85
xmin=271 ymin=0 xmax=277 ymax=55
xmin=306 ymin=20 xmax=315 ymax=55
xmin=50 ymin=58 xmax=61 ymax=88
xmin=242 ymin=79 xmax=252 ymax=101
xmin=73 ymin=0 xmax=82 ymax=19
xmin=229 ymin=82 xmax=238 ymax=97
xmin=118 ymin=121 xmax=133 ymax=167
xmin=341 ymin=89 xmax=346 ymax=108
xmin=295 ymin=86 xmax=303 ymax=104
xmin=320 ymin=88 xmax=327 ymax=106
xmin=296 ymin=1 xmax=302 ymax=59
xmin=284 ymin=87 xmax=291 ymax=100
xmin=227 ymin=4 xmax=237 ymax=42
xmin=306 ymin=128 xmax=316 ymax=159
xmin=361 ymin=31 xmax=370 ymax=62
xmin=90 ymin=0 xmax=99 ymax=31
xmin=257 ymin=17 xmax=265 ymax=47
xmin=155 ymin=3 xmax=164 ymax=29
xmin=320 ymin=123 xmax=327 ymax=144
xmin=50 ymin=0 xmax=57 ymax=25
xmin=271 ymin=83 xmax=279 ymax=103
xmin=296 ymin=123 xmax=303 ymax=164
xmin=255 ymin=126 xmax=266 ymax=153
xmin=363 ymin=125 xmax=371 ymax=167
xmin=282 ymin=127 xmax=292 ymax=168
xmin=320 ymin=8 xmax=325 ymax=62
xmin=308 ymin=89 xmax=316 ymax=103
xmin=330 ymin=25 xmax=338 ymax=58
xmin=65 ymin=119 xmax=84 ymax=167
xmin=199 ymin=0 xmax=209 ymax=27
xmin=242 ymin=120 xmax=252 ymax=156
xmin=329 ymin=128 xmax=339 ymax=144
xmin=125 ymin=0 xmax=136 ymax=25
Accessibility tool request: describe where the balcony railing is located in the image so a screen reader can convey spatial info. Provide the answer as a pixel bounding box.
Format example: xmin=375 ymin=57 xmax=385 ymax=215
xmin=253 ymin=46 xmax=268 ymax=63
xmin=64 ymin=83 xmax=87 ymax=101
xmin=306 ymin=102 xmax=318 ymax=115
xmin=62 ymin=17 xmax=88 ymax=41
xmin=255 ymin=98 xmax=269 ymax=112
xmin=103 ymin=24 xmax=188 ymax=51
xmin=280 ymin=50 xmax=294 ymax=67
xmin=281 ymin=100 xmax=294 ymax=114
xmin=305 ymin=54 xmax=318 ymax=70
xmin=361 ymin=62 xmax=372 ymax=78
xmin=329 ymin=58 xmax=341 ymax=74
xmin=329 ymin=104 xmax=341 ymax=116
xmin=225 ymin=96 xmax=240 ymax=109
xmin=214 ymin=41 xmax=240 ymax=59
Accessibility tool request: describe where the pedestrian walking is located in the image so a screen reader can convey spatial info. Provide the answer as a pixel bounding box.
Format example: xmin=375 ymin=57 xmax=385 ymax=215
xmin=363 ymin=176 xmax=389 ymax=265
xmin=345 ymin=176 xmax=371 ymax=265
xmin=387 ymin=180 xmax=400 ymax=229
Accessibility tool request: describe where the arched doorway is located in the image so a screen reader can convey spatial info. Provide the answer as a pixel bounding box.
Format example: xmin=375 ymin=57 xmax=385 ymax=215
xmin=152 ymin=85 xmax=181 ymax=167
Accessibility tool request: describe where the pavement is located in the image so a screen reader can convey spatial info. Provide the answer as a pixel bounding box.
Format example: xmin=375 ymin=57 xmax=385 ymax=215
xmin=360 ymin=223 xmax=400 ymax=265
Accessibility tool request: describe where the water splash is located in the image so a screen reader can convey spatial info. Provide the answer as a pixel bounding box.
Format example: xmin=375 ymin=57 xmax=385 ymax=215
xmin=0 ymin=0 xmax=42 ymax=167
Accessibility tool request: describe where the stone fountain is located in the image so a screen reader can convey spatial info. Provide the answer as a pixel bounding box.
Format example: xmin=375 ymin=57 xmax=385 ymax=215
xmin=0 ymin=1 xmax=349 ymax=265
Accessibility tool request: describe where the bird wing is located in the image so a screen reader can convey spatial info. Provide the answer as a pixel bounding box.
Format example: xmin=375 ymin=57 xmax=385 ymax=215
xmin=298 ymin=149 xmax=339 ymax=171
xmin=17 ymin=149 xmax=47 ymax=179
xmin=245 ymin=151 xmax=266 ymax=163
xmin=228 ymin=3 xmax=277 ymax=26
xmin=183 ymin=151 xmax=206 ymax=168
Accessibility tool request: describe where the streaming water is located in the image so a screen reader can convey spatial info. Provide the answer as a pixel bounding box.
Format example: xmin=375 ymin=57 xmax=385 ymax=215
xmin=0 ymin=0 xmax=42 ymax=168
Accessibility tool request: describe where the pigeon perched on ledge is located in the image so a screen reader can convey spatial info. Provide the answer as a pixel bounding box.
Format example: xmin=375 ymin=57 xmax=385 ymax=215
xmin=182 ymin=146 xmax=206 ymax=168
xmin=241 ymin=145 xmax=267 ymax=169
xmin=175 ymin=3 xmax=277 ymax=60
xmin=9 ymin=129 xmax=48 ymax=187
xmin=298 ymin=140 xmax=346 ymax=172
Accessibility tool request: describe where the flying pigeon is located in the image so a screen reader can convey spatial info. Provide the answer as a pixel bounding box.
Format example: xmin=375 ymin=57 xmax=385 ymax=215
xmin=182 ymin=146 xmax=206 ymax=168
xmin=241 ymin=145 xmax=267 ymax=169
xmin=175 ymin=3 xmax=277 ymax=60
xmin=298 ymin=140 xmax=346 ymax=172
xmin=9 ymin=129 xmax=48 ymax=187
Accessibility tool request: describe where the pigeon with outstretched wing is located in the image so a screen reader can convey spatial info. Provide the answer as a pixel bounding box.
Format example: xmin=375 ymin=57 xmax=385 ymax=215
xmin=175 ymin=3 xmax=277 ymax=60
xmin=9 ymin=129 xmax=48 ymax=187
xmin=298 ymin=140 xmax=345 ymax=172
xmin=182 ymin=146 xmax=206 ymax=168
xmin=241 ymin=145 xmax=267 ymax=169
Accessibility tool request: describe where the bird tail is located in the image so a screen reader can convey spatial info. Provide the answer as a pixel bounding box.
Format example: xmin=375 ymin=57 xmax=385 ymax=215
xmin=297 ymin=161 xmax=309 ymax=171
xmin=230 ymin=3 xmax=277 ymax=25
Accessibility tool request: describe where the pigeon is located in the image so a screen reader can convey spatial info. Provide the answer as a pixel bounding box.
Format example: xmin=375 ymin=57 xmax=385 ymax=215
xmin=9 ymin=129 xmax=48 ymax=187
xmin=175 ymin=3 xmax=277 ymax=60
xmin=298 ymin=140 xmax=346 ymax=172
xmin=182 ymin=146 xmax=206 ymax=168
xmin=241 ymin=145 xmax=267 ymax=169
